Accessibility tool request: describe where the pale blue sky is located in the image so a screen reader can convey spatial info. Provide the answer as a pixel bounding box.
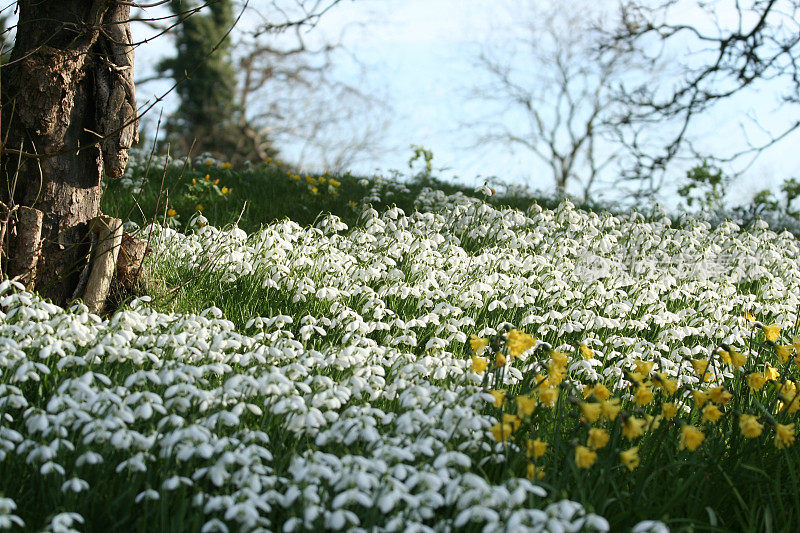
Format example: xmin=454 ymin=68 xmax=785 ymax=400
xmin=131 ymin=0 xmax=800 ymax=209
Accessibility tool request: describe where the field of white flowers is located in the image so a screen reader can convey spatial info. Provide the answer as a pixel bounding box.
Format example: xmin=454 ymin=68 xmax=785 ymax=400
xmin=3 ymin=186 xmax=800 ymax=531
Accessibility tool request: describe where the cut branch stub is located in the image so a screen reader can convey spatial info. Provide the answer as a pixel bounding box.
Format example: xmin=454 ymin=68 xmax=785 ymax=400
xmin=116 ymin=232 xmax=150 ymax=291
xmin=8 ymin=206 xmax=44 ymax=288
xmin=83 ymin=215 xmax=123 ymax=314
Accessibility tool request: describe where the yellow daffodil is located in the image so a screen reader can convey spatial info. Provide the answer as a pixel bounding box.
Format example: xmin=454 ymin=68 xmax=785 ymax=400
xmin=587 ymin=428 xmax=610 ymax=450
xmin=580 ymin=343 xmax=594 ymax=360
xmin=527 ymin=438 xmax=547 ymax=460
xmin=580 ymin=402 xmax=602 ymax=423
xmin=527 ymin=462 xmax=545 ymax=480
xmin=221 ymin=162 xmax=231 ymax=169
xmin=622 ymin=417 xmax=646 ymax=440
xmin=469 ymin=335 xmax=489 ymax=354
xmin=471 ymin=356 xmax=489 ymax=374
xmin=547 ymin=364 xmax=566 ymax=385
xmin=328 ymin=178 xmax=341 ymax=187
xmin=600 ymin=398 xmax=621 ymax=420
xmin=620 ymin=447 xmax=640 ymax=471
xmin=692 ymin=390 xmax=709 ymax=408
xmin=489 ymin=390 xmax=506 ymax=408
xmin=506 ymin=329 xmax=536 ymax=358
xmin=653 ymin=373 xmax=678 ymax=395
xmin=747 ymin=372 xmax=767 ymax=391
xmin=574 ymin=445 xmax=597 ymax=468
xmin=633 ymin=360 xmax=654 ymax=376
xmin=775 ymin=423 xmax=796 ymax=449
xmin=745 ymin=311 xmax=756 ymax=322
xmin=494 ymin=352 xmax=507 ymax=368
xmin=718 ymin=349 xmax=732 ymax=365
xmin=763 ymin=324 xmax=781 ymax=342
xmin=708 ymin=386 xmax=732 ymax=405
xmin=764 ymin=365 xmax=780 ymax=381
xmin=489 ymin=422 xmax=514 ymax=442
xmin=730 ymin=349 xmax=747 ymax=368
xmin=502 ymin=413 xmax=522 ymax=431
xmin=516 ymin=395 xmax=537 ymax=417
xmin=740 ymin=414 xmax=764 ymax=438
xmin=167 ymin=208 xmax=177 ymax=217
xmin=702 ymin=404 xmax=723 ymax=424
xmin=777 ymin=345 xmax=795 ymax=364
xmin=634 ymin=386 xmax=654 ymax=406
xmin=550 ymin=350 xmax=569 ymax=368
xmin=538 ymin=387 xmax=558 ymax=407
xmin=662 ymin=402 xmax=678 ymax=420
xmin=583 ymin=383 xmax=610 ymax=401
xmin=691 ymin=358 xmax=710 ymax=381
xmin=680 ymin=425 xmax=705 ymax=451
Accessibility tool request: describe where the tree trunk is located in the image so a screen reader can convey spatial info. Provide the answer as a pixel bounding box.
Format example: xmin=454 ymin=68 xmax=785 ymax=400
xmin=1 ymin=0 xmax=137 ymax=305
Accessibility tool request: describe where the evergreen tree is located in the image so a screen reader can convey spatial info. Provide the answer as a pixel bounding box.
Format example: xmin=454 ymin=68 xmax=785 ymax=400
xmin=159 ymin=0 xmax=275 ymax=162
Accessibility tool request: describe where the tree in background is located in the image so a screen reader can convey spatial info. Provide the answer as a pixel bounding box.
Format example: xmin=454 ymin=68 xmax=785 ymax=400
xmin=605 ymin=0 xmax=800 ymax=197
xmin=157 ymin=0 xmax=275 ymax=161
xmin=466 ymin=1 xmax=646 ymax=201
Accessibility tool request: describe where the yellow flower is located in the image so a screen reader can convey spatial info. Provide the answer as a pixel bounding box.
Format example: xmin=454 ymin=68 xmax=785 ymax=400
xmin=775 ymin=423 xmax=795 ymax=449
xmin=527 ymin=438 xmax=547 ymax=460
xmin=633 ymin=360 xmax=654 ymax=376
xmin=708 ymin=386 xmax=732 ymax=405
xmin=469 ymin=335 xmax=489 ymax=354
xmin=574 ymin=445 xmax=597 ymax=468
xmin=191 ymin=178 xmax=196 ymax=185
xmin=204 ymin=174 xmax=210 ymax=180
xmin=776 ymin=345 xmax=795 ymax=364
xmin=494 ymin=352 xmax=507 ymax=368
xmin=221 ymin=162 xmax=231 ymax=169
xmin=205 ymin=159 xmax=214 ymax=166
xmin=747 ymin=372 xmax=767 ymax=391
xmin=506 ymin=330 xmax=536 ymax=358
xmin=620 ymin=447 xmax=640 ymax=471
xmin=489 ymin=390 xmax=506 ymax=408
xmin=328 ymin=178 xmax=341 ymax=187
xmin=538 ymin=387 xmax=558 ymax=407
xmin=622 ymin=417 xmax=646 ymax=440
xmin=587 ymin=428 xmax=610 ymax=450
xmin=745 ymin=311 xmax=756 ymax=322
xmin=739 ymin=414 xmax=764 ymax=438
xmin=779 ymin=380 xmax=800 ymax=413
xmin=730 ymin=349 xmax=747 ymax=368
xmin=318 ymin=176 xmax=327 ymax=184
xmin=527 ymin=462 xmax=545 ymax=480
xmin=763 ymin=324 xmax=781 ymax=342
xmin=691 ymin=358 xmax=710 ymax=381
xmin=583 ymin=383 xmax=610 ymax=401
xmin=516 ymin=395 xmax=537 ymax=417
xmin=221 ymin=186 xmax=230 ymax=194
xmin=195 ymin=204 xmax=204 ymax=212
xmin=600 ymin=398 xmax=621 ymax=420
xmin=167 ymin=208 xmax=177 ymax=217
xmin=793 ymin=336 xmax=800 ymax=354
xmin=692 ymin=390 xmax=709 ymax=408
xmin=348 ymin=200 xmax=358 ymax=207
xmin=634 ymin=386 xmax=654 ymax=406
xmin=653 ymin=373 xmax=678 ymax=395
xmin=550 ymin=350 xmax=569 ymax=368
xmin=213 ymin=178 xmax=220 ymax=185
xmin=702 ymin=404 xmax=723 ymax=424
xmin=471 ymin=356 xmax=489 ymax=374
xmin=580 ymin=343 xmax=594 ymax=359
xmin=489 ymin=422 xmax=514 ymax=442
xmin=580 ymin=402 xmax=602 ymax=423
xmin=503 ymin=413 xmax=521 ymax=431
xmin=718 ymin=349 xmax=732 ymax=365
xmin=680 ymin=425 xmax=705 ymax=451
xmin=764 ymin=365 xmax=780 ymax=381
xmin=661 ymin=402 xmax=678 ymax=420
xmin=547 ymin=364 xmax=566 ymax=385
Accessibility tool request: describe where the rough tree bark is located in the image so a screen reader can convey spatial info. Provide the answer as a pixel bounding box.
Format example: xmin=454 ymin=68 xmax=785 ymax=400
xmin=1 ymin=0 xmax=138 ymax=305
